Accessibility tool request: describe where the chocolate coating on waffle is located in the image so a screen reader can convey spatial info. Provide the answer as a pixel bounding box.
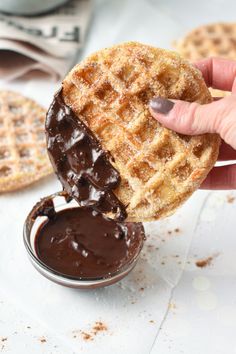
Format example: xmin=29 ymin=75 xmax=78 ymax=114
xmin=45 ymin=90 xmax=127 ymax=221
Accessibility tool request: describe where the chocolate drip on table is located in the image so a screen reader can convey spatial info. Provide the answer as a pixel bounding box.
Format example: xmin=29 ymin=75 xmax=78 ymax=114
xmin=45 ymin=90 xmax=127 ymax=221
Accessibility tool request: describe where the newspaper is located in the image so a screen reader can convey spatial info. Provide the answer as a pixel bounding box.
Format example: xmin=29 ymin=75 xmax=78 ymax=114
xmin=0 ymin=0 xmax=92 ymax=81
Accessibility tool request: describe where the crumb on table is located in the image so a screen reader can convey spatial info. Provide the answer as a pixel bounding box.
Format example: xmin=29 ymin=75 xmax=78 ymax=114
xmin=196 ymin=256 xmax=213 ymax=268
xmin=81 ymin=332 xmax=93 ymax=341
xmin=227 ymin=195 xmax=235 ymax=204
xmin=73 ymin=321 xmax=108 ymax=342
xmin=92 ymin=321 xmax=108 ymax=334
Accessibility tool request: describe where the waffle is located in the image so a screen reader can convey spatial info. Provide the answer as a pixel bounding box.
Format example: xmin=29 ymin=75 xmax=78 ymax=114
xmin=173 ymin=23 xmax=236 ymax=96
xmin=0 ymin=90 xmax=52 ymax=192
xmin=62 ymin=42 xmax=220 ymax=222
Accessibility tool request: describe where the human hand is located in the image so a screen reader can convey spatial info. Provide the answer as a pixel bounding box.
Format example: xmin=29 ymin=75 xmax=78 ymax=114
xmin=149 ymin=57 xmax=236 ymax=190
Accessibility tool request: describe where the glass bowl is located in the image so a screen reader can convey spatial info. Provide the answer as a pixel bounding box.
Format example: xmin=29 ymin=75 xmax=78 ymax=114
xmin=23 ymin=192 xmax=144 ymax=289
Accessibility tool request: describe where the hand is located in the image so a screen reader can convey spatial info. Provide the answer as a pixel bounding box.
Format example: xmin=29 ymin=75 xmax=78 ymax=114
xmin=149 ymin=57 xmax=236 ymax=190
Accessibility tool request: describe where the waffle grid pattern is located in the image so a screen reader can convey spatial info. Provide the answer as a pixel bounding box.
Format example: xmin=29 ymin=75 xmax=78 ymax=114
xmin=174 ymin=23 xmax=236 ymax=61
xmin=0 ymin=91 xmax=52 ymax=192
xmin=174 ymin=23 xmax=236 ymax=97
xmin=63 ymin=42 xmax=220 ymax=221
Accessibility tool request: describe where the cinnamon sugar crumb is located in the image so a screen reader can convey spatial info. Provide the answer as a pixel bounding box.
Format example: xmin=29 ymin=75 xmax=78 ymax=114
xmin=168 ymin=228 xmax=180 ymax=235
xmin=92 ymin=321 xmax=108 ymax=334
xmin=169 ymin=302 xmax=177 ymax=311
xmin=196 ymin=256 xmax=213 ymax=268
xmin=75 ymin=321 xmax=108 ymax=342
xmin=227 ymin=195 xmax=235 ymax=203
xmin=81 ymin=332 xmax=93 ymax=341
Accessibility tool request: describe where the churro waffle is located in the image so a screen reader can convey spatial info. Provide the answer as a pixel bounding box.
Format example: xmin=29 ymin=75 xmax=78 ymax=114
xmin=0 ymin=91 xmax=52 ymax=192
xmin=62 ymin=42 xmax=220 ymax=222
xmin=174 ymin=23 xmax=236 ymax=96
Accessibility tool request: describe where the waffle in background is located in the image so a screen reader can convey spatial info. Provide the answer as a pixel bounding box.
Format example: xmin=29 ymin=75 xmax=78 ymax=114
xmin=0 ymin=91 xmax=52 ymax=192
xmin=173 ymin=22 xmax=236 ymax=97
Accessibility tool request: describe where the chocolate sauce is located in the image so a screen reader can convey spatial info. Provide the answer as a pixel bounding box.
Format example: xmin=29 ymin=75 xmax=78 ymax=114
xmin=37 ymin=90 xmax=144 ymax=282
xmin=45 ymin=90 xmax=127 ymax=221
xmin=35 ymin=206 xmax=144 ymax=279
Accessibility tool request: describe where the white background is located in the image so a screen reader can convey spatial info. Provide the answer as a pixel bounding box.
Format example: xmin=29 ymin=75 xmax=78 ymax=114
xmin=1 ymin=0 xmax=236 ymax=353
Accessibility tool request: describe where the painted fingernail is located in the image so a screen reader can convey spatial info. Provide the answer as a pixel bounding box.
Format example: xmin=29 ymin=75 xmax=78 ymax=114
xmin=149 ymin=97 xmax=174 ymax=114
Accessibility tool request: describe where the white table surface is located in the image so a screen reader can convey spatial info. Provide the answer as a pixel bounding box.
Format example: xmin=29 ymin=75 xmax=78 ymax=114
xmin=1 ymin=0 xmax=236 ymax=353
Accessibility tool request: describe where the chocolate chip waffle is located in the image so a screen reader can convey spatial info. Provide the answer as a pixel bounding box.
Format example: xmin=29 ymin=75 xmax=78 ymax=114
xmin=0 ymin=91 xmax=52 ymax=192
xmin=62 ymin=42 xmax=220 ymax=222
xmin=173 ymin=22 xmax=236 ymax=96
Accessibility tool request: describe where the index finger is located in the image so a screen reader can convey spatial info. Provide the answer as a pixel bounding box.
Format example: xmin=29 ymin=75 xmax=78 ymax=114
xmin=195 ymin=57 xmax=236 ymax=92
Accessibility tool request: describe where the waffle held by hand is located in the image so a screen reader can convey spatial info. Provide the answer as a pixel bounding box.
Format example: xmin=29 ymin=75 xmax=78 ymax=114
xmin=0 ymin=91 xmax=52 ymax=192
xmin=62 ymin=42 xmax=220 ymax=222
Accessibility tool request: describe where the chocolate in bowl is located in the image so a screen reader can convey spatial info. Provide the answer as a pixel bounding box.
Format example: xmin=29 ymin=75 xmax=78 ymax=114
xmin=23 ymin=193 xmax=145 ymax=288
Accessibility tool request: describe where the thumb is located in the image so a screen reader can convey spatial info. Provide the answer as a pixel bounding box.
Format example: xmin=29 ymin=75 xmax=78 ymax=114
xmin=149 ymin=96 xmax=236 ymax=149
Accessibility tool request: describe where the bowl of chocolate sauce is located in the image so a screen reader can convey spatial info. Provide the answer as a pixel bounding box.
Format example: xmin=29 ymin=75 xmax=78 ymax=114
xmin=23 ymin=90 xmax=145 ymax=288
xmin=23 ymin=192 xmax=145 ymax=289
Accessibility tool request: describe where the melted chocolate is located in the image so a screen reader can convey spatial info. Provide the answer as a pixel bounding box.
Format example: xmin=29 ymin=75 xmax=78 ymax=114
xmin=35 ymin=206 xmax=144 ymax=279
xmin=30 ymin=198 xmax=56 ymax=220
xmin=38 ymin=90 xmax=144 ymax=282
xmin=45 ymin=90 xmax=127 ymax=221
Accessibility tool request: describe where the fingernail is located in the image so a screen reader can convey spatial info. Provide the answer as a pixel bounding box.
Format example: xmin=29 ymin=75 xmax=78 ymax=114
xmin=149 ymin=97 xmax=174 ymax=114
